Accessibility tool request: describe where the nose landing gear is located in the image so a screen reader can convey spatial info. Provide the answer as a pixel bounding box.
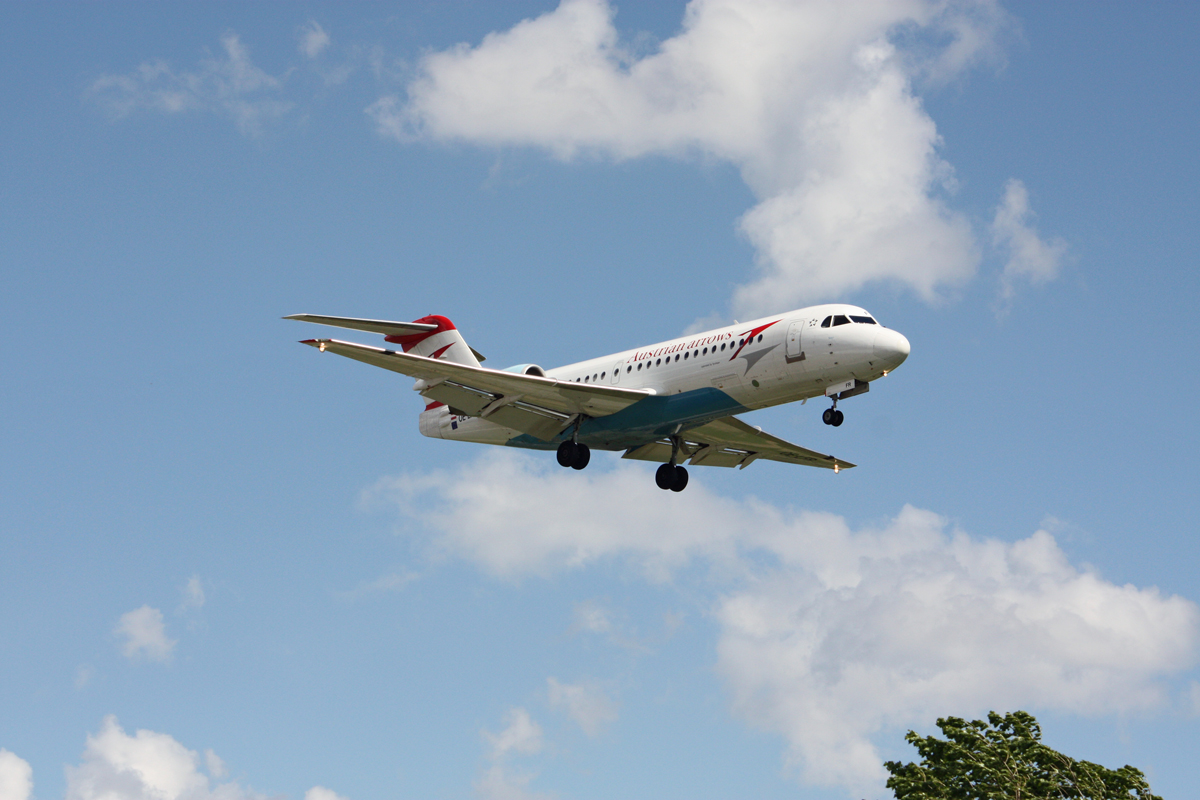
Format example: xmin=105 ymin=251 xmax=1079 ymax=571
xmin=822 ymin=401 xmax=845 ymax=427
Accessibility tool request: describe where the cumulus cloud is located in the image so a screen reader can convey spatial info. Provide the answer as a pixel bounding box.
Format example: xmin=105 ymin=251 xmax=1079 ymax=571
xmin=373 ymin=449 xmax=1200 ymax=795
xmin=377 ymin=0 xmax=1014 ymax=311
xmin=299 ymin=22 xmax=331 ymax=59
xmin=64 ymin=716 xmax=262 ymax=800
xmin=115 ymin=605 xmax=176 ymax=664
xmin=0 ymin=749 xmax=33 ymax=800
xmin=993 ymin=177 xmax=1069 ymax=301
xmin=477 ymin=708 xmax=548 ymax=800
xmin=484 ymin=707 xmax=544 ymax=760
xmin=304 ymin=787 xmax=348 ymax=800
xmin=90 ymin=32 xmax=292 ymax=136
xmin=180 ymin=575 xmax=206 ymax=611
xmin=548 ymin=677 xmax=618 ymax=735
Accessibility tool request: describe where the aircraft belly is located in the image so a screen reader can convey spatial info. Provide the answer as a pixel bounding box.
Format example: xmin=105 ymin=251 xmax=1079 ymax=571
xmin=443 ymin=412 xmax=522 ymax=445
xmin=502 ymin=386 xmax=745 ymax=451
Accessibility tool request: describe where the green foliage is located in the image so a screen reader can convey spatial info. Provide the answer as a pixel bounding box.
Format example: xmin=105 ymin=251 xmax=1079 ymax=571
xmin=884 ymin=711 xmax=1161 ymax=800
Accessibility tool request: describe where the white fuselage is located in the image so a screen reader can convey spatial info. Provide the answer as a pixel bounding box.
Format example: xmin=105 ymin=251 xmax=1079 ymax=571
xmin=420 ymin=304 xmax=909 ymax=451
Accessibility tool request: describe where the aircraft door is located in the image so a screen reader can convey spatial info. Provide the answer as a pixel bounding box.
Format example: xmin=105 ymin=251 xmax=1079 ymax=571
xmin=785 ymin=320 xmax=807 ymax=366
xmin=610 ymin=360 xmax=624 ymax=385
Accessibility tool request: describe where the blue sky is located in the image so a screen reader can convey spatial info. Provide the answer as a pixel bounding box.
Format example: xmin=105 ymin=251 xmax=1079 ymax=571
xmin=2 ymin=2 xmax=1199 ymax=798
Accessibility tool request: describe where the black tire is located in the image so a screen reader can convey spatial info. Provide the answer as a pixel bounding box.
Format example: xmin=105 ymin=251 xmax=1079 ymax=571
xmin=655 ymin=463 xmax=676 ymax=490
xmin=572 ymin=443 xmax=591 ymax=470
xmin=670 ymin=465 xmax=689 ymax=492
xmin=557 ymin=441 xmax=577 ymax=468
xmin=832 ymin=410 xmax=844 ymax=427
xmin=822 ymin=408 xmax=834 ymax=425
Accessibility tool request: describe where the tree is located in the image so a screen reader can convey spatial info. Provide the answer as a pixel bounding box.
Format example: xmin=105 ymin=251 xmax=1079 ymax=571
xmin=884 ymin=711 xmax=1161 ymax=800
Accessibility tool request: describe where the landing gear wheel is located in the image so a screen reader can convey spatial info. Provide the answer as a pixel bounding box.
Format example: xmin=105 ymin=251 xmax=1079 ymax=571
xmin=655 ymin=463 xmax=676 ymax=490
xmin=822 ymin=408 xmax=835 ymax=425
xmin=571 ymin=443 xmax=591 ymax=470
xmin=556 ymin=441 xmax=578 ymax=468
xmin=832 ymin=410 xmax=844 ymax=427
xmin=670 ymin=465 xmax=689 ymax=492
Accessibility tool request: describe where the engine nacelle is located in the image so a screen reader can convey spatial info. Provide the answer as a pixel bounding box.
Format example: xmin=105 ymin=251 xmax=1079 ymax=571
xmin=501 ymin=363 xmax=546 ymax=377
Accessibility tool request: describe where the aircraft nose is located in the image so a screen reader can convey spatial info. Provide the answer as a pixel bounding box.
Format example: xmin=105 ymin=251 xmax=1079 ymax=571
xmin=873 ymin=328 xmax=910 ymax=369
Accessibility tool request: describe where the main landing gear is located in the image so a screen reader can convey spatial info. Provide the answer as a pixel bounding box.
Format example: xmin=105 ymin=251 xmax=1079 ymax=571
xmin=655 ymin=462 xmax=689 ymax=492
xmin=822 ymin=399 xmax=844 ymax=427
xmin=556 ymin=440 xmax=591 ymax=470
xmin=654 ymin=434 xmax=689 ymax=492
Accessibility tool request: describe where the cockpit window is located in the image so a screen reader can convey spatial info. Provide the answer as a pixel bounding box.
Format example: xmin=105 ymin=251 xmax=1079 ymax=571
xmin=832 ymin=315 xmax=850 ymax=326
xmin=820 ymin=316 xmax=832 ymax=328
xmin=849 ymin=315 xmax=877 ymax=325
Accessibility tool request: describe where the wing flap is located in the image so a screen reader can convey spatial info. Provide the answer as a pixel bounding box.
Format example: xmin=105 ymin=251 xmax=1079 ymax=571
xmin=300 ymin=338 xmax=650 ymax=440
xmin=621 ymin=415 xmax=853 ymax=471
xmin=688 ymin=416 xmax=853 ymax=470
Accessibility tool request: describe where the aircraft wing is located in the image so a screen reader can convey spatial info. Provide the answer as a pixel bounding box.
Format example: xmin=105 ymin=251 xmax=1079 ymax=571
xmin=623 ymin=414 xmax=853 ymax=471
xmin=298 ymin=338 xmax=652 ymax=441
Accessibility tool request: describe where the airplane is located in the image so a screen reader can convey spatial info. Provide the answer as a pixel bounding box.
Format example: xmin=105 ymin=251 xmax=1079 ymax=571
xmin=285 ymin=306 xmax=909 ymax=492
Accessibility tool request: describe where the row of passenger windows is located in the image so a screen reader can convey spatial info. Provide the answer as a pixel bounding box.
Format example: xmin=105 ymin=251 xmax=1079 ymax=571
xmin=820 ymin=314 xmax=877 ymax=327
xmin=570 ymin=334 xmax=767 ymax=381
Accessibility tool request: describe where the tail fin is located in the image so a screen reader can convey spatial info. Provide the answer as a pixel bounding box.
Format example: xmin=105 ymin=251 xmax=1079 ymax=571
xmin=385 ymin=315 xmax=481 ymax=368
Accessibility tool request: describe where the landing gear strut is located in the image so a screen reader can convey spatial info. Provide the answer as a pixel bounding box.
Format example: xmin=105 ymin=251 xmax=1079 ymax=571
xmin=655 ymin=434 xmax=689 ymax=492
xmin=556 ymin=440 xmax=591 ymax=470
xmin=822 ymin=399 xmax=844 ymax=427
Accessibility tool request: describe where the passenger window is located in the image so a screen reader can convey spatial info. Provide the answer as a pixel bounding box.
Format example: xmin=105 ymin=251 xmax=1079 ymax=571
xmin=694 ymin=350 xmax=699 ymax=357
xmin=757 ymin=334 xmax=763 ymax=342
xmin=627 ymin=366 xmax=632 ymax=373
xmin=833 ymin=315 xmax=850 ymax=326
xmin=683 ymin=352 xmax=689 ymax=360
xmin=637 ymin=363 xmax=642 ymax=371
xmin=656 ymin=358 xmax=661 ymax=366
xmin=674 ymin=354 xmax=680 ymax=362
xmin=601 ymin=372 xmax=606 ymax=379
xmin=702 ymin=347 xmax=708 ymax=355
xmin=821 ymin=316 xmax=832 ymax=328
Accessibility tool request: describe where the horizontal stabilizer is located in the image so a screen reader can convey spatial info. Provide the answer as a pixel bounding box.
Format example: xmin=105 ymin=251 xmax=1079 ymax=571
xmin=285 ymin=314 xmax=486 ymax=362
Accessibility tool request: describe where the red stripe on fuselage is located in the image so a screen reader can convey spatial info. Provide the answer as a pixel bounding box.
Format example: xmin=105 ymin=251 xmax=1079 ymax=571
xmin=728 ymin=319 xmax=781 ymax=361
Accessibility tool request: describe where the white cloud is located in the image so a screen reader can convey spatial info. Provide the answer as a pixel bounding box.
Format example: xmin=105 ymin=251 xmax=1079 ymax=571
xmin=335 ymin=570 xmax=419 ymax=601
xmin=0 ymin=749 xmax=33 ymax=800
xmin=65 ymin=716 xmax=262 ymax=800
xmin=484 ymin=708 xmax=544 ymax=760
xmin=115 ymin=605 xmax=177 ymax=664
xmin=379 ymin=0 xmax=1013 ymax=311
xmin=90 ymin=32 xmax=292 ymax=136
xmin=74 ymin=664 xmax=94 ymax=690
xmin=304 ymin=787 xmax=348 ymax=800
xmin=571 ymin=599 xmax=614 ymax=635
xmin=548 ymin=677 xmax=618 ymax=735
xmin=993 ymin=177 xmax=1069 ymax=301
xmin=181 ymin=575 xmax=206 ymax=611
xmin=477 ymin=708 xmax=548 ymax=800
xmin=204 ymin=749 xmax=227 ymax=780
xmin=299 ymin=22 xmax=331 ymax=59
xmin=375 ymin=449 xmax=1200 ymax=796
